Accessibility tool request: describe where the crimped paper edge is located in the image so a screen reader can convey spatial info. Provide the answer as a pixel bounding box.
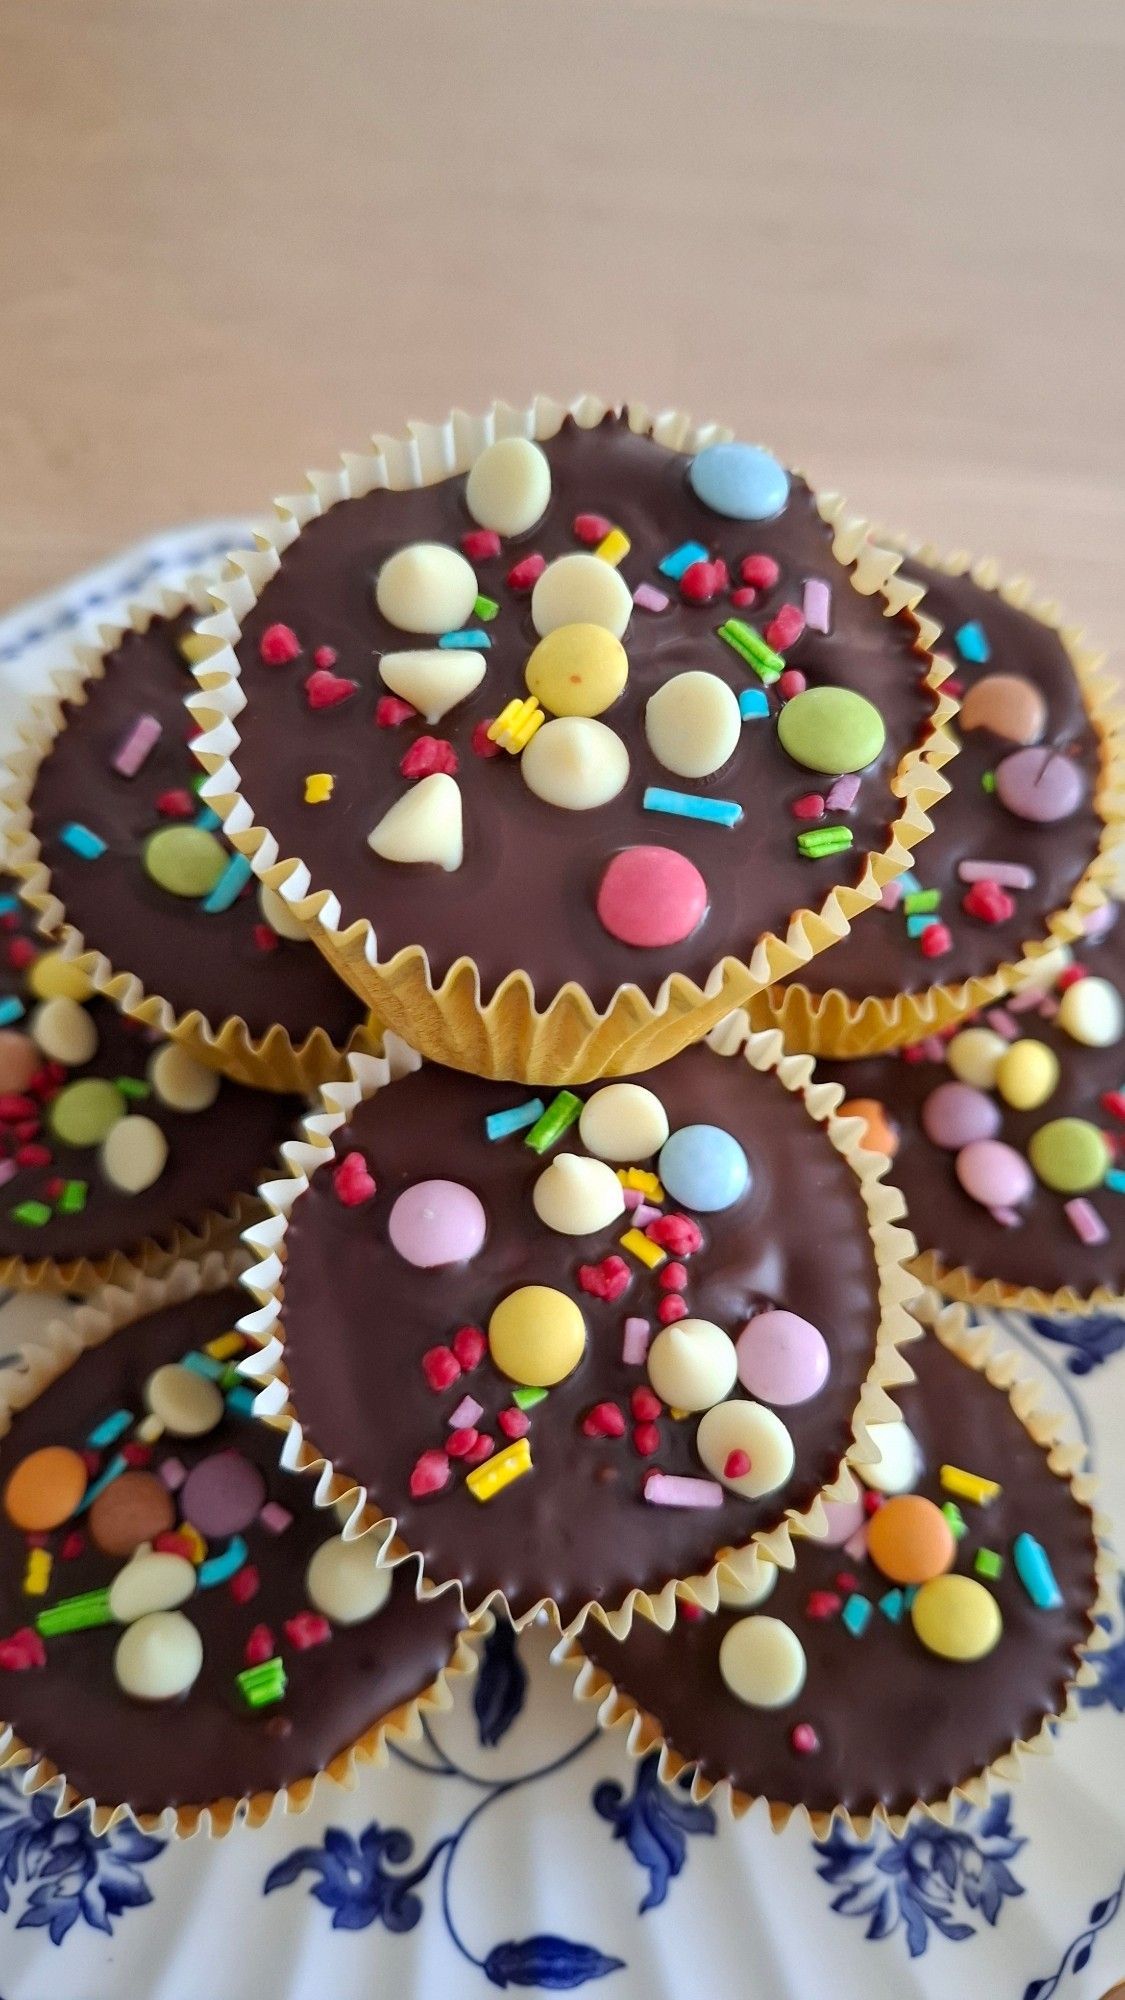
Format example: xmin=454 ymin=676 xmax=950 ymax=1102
xmin=0 ymin=1249 xmax=484 ymax=1837
xmin=183 ymin=395 xmax=959 ymax=1084
xmin=554 ymin=1290 xmax=1112 ymax=1839
xmin=0 ymin=1193 xmax=258 ymax=1299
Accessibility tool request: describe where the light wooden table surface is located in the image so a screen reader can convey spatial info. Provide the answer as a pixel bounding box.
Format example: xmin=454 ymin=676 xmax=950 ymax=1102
xmin=1 ymin=0 xmax=1122 ymax=651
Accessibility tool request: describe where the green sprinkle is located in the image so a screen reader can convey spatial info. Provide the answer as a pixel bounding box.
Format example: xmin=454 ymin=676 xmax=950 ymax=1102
xmin=115 ymin=1076 xmax=151 ymax=1100
xmin=980 ymin=771 xmax=997 ymax=793
xmin=903 ymin=889 xmax=940 ymax=915
xmin=941 ymin=1500 xmax=967 ymax=1540
xmin=219 ymin=1364 xmax=243 ymax=1391
xmin=796 ymin=827 xmax=854 ymax=859
xmin=56 ymin=1180 xmax=88 ymax=1215
xmin=717 ymin=618 xmax=784 ymax=683
xmin=524 ymin=1090 xmax=583 ymax=1155
xmin=974 ymin=1547 xmax=1004 ymax=1579
xmin=237 ymin=1657 xmax=288 ymax=1708
xmin=10 ymin=1201 xmax=52 ymax=1227
xmin=512 ymin=1385 xmax=548 ymax=1411
xmin=191 ymin=771 xmax=207 ymax=795
xmin=474 ymin=594 xmax=500 ymax=622
xmin=37 ymin=1588 xmax=113 ymax=1636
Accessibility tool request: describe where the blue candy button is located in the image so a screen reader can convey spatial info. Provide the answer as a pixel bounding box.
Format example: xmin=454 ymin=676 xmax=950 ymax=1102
xmin=688 ymin=442 xmax=790 ymax=522
xmin=658 ymin=1124 xmax=750 ymax=1212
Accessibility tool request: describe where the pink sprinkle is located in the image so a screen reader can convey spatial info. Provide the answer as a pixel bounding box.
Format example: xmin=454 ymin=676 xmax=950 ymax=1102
xmin=1066 ymin=1197 xmax=1108 ymax=1246
xmin=229 ymin=1565 xmax=259 ymax=1604
xmin=1085 ymin=903 xmax=1117 ymax=941
xmin=803 ymin=578 xmax=832 ymax=633
xmin=621 ymin=1186 xmax=643 ymax=1211
xmin=449 ymin=1394 xmax=484 ymax=1431
xmin=258 ymin=1502 xmax=293 ymax=1534
xmin=730 ymin=586 xmax=757 ymax=609
xmin=643 ymin=1471 xmax=724 ymax=1510
xmin=1037 ymin=995 xmax=1060 ymax=1020
xmin=632 ymin=1202 xmax=662 ymax=1229
xmin=825 ymin=774 xmax=860 ymax=812
xmin=158 ymin=1457 xmax=186 ymax=1491
xmin=957 ymin=860 xmax=1037 ymax=890
xmin=918 ymin=1036 xmax=946 ymax=1061
xmin=988 ymin=1206 xmax=1023 ymax=1229
xmin=843 ymin=1528 xmax=868 ymax=1562
xmin=880 ymin=880 xmax=903 ymax=912
xmin=112 ymin=713 xmax=163 ymax=777
xmin=0 ymin=1160 xmax=16 ymax=1189
xmin=1008 ymin=985 xmax=1050 ymax=1013
xmin=986 ymin=1008 xmax=1019 ymax=1041
xmin=791 ymin=1721 xmax=820 ymax=1755
xmin=633 ymin=583 xmax=669 ymax=614
xmin=622 ymin=1316 xmax=652 ymax=1366
xmin=244 ymin=1624 xmax=275 ymax=1666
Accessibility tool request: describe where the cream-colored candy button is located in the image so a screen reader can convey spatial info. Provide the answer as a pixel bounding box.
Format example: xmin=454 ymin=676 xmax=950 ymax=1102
xmin=375 ymin=543 xmax=478 ymax=635
xmin=696 ymin=1400 xmax=795 ymax=1498
xmin=306 ymin=1533 xmax=394 ymax=1626
xmin=716 ymin=1547 xmax=778 ymax=1610
xmin=368 ymin=774 xmax=463 ymax=871
xmin=30 ymin=997 xmax=98 ymax=1067
xmin=148 ymin=1044 xmax=221 ymax=1113
xmin=114 ymin=1610 xmax=203 ymax=1701
xmin=995 ymin=1038 xmax=1059 ymax=1112
xmin=647 ymin=1318 xmax=738 ymax=1413
xmin=946 ymin=1027 xmax=1008 ymax=1090
xmin=145 ymin=1362 xmax=224 ymax=1437
xmin=718 ymin=1614 xmax=806 ymax=1708
xmin=645 ymin=671 xmax=741 ymax=780
xmin=465 ymin=437 xmax=551 ymax=537
xmin=858 ymin=1420 xmax=923 ymax=1495
xmin=489 ymin=1285 xmax=587 ymax=1387
xmin=1058 ymin=975 xmax=1124 ymax=1048
xmin=579 ymin=1083 xmax=670 ymax=1163
xmin=532 ymin=1154 xmax=626 ymax=1235
xmin=520 ymin=717 xmax=629 ymax=809
xmin=379 ymin=648 xmax=487 ymax=724
xmin=26 ymin=952 xmax=94 ymax=1002
xmin=525 ymin=625 xmax=628 ymax=718
xmin=109 ymin=1550 xmax=197 ymax=1624
xmin=101 ymin=1115 xmax=168 ymax=1193
xmin=258 ymin=882 xmax=309 ymax=942
xmin=531 ymin=552 xmax=632 ymax=639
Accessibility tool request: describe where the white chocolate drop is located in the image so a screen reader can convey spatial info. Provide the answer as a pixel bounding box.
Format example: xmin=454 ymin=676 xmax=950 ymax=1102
xmin=520 ymin=717 xmax=629 ymax=810
xmin=148 ymin=1044 xmax=221 ymax=1113
xmin=145 ymin=1362 xmax=224 ymax=1437
xmin=375 ymin=543 xmax=478 ymax=635
xmin=531 ymin=552 xmax=632 ymax=639
xmin=306 ymin=1533 xmax=394 ymax=1626
xmin=379 ymin=649 xmax=486 ymax=724
xmin=531 ymin=1153 xmax=626 ymax=1235
xmin=645 ymin=671 xmax=742 ymax=779
xmin=858 ymin=1420 xmax=924 ymax=1495
xmin=101 ymin=1115 xmax=169 ymax=1193
xmin=718 ymin=1614 xmax=806 ymax=1708
xmin=1058 ymin=975 xmax=1124 ymax=1048
xmin=946 ymin=1027 xmax=1008 ymax=1090
xmin=30 ymin=997 xmax=98 ymax=1068
xmin=109 ymin=1551 xmax=196 ymax=1624
xmin=114 ymin=1609 xmax=203 ymax=1701
xmin=465 ymin=437 xmax=551 ymax=537
xmin=368 ymin=774 xmax=463 ymax=871
xmin=258 ymin=882 xmax=309 ymax=942
xmin=716 ymin=1547 xmax=778 ymax=1611
xmin=696 ymin=1400 xmax=795 ymax=1499
xmin=578 ymin=1083 xmax=670 ymax=1163
xmin=647 ymin=1318 xmax=738 ymax=1412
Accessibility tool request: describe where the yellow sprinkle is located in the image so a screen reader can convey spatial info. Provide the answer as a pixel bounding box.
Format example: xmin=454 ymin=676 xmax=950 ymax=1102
xmin=304 ymin=772 xmax=334 ymax=804
xmin=940 ymin=1464 xmax=1001 ymax=1507
xmin=616 ymin=1168 xmax=664 ymax=1199
xmin=487 ymin=696 xmax=545 ymax=754
xmin=619 ymin=1226 xmax=666 ymax=1270
xmin=134 ymin=1413 xmax=165 ymax=1445
xmin=669 ymin=1407 xmax=689 ymax=1422
xmin=23 ymin=1549 xmax=52 ymax=1597
xmin=177 ymin=630 xmax=224 ymax=665
xmin=595 ymin=528 xmax=631 ymax=568
xmin=179 ymin=1524 xmax=208 ymax=1565
xmin=204 ymin=1332 xmax=245 ymax=1361
xmin=466 ymin=1437 xmax=533 ymax=1503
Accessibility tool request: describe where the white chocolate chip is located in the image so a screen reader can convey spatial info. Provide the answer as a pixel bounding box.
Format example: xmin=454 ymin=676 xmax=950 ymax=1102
xmin=100 ymin=1115 xmax=168 ymax=1193
xmin=368 ymin=773 xmax=463 ymax=871
xmin=696 ymin=1400 xmax=795 ymax=1498
xmin=30 ymin=996 xmax=98 ymax=1067
xmin=646 ymin=1318 xmax=738 ymax=1413
xmin=1058 ymin=975 xmax=1124 ymax=1049
xmin=148 ymin=1044 xmax=221 ymax=1113
xmin=716 ymin=1548 xmax=778 ymax=1611
xmin=520 ymin=717 xmax=630 ymax=810
xmin=718 ymin=1614 xmax=806 ymax=1708
xmin=375 ymin=544 xmax=478 ymax=635
xmin=531 ymin=552 xmax=632 ymax=640
xmin=578 ymin=1083 xmax=670 ymax=1163
xmin=645 ymin=671 xmax=742 ymax=780
xmin=858 ymin=1420 xmax=924 ymax=1495
xmin=258 ymin=883 xmax=309 ymax=942
xmin=305 ymin=1533 xmax=394 ymax=1626
xmin=945 ymin=1028 xmax=1008 ymax=1090
xmin=109 ymin=1550 xmax=197 ymax=1624
xmin=145 ymin=1362 xmax=224 ymax=1437
xmin=532 ymin=1154 xmax=626 ymax=1235
xmin=379 ymin=649 xmax=487 ymax=724
xmin=114 ymin=1609 xmax=203 ymax=1701
xmin=465 ymin=437 xmax=551 ymax=537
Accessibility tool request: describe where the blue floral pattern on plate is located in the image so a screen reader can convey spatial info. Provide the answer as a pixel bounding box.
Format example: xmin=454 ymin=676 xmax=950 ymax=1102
xmin=0 ymin=1777 xmax=164 ymax=1946
xmin=813 ymin=1795 xmax=1025 ymax=1957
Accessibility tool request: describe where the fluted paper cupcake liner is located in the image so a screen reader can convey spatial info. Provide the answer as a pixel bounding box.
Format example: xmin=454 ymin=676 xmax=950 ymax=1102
xmin=0 ymin=1190 xmax=257 ymax=1299
xmin=185 ymin=395 xmax=958 ymax=1085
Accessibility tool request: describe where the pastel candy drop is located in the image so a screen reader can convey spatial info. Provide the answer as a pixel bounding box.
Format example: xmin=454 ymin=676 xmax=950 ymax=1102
xmin=520 ymin=717 xmax=630 ymax=809
xmin=716 ymin=1548 xmax=778 ymax=1610
xmin=524 ymin=624 xmax=628 ymax=718
xmin=646 ymin=1317 xmax=738 ymax=1412
xmin=776 ymin=687 xmax=886 ymax=776
xmin=696 ymin=1399 xmax=794 ymax=1497
xmin=144 ymin=826 xmax=228 ymax=898
xmin=465 ymin=437 xmax=551 ymax=537
xmin=921 ymin=1081 xmax=1002 ymax=1150
xmin=959 ymin=672 xmax=1046 ymax=744
xmin=531 ymin=552 xmax=632 ymax=639
xmin=49 ymin=1078 xmax=126 ymax=1148
xmin=375 ymin=543 xmax=479 ymax=635
xmin=180 ymin=1452 xmax=267 ymax=1538
xmin=89 ymin=1471 xmax=175 ymax=1556
xmin=578 ymin=1083 xmax=670 ymax=1163
xmin=0 ymin=1031 xmax=41 ymax=1094
xmin=718 ymin=1614 xmax=806 ymax=1708
xmin=148 ymin=1043 xmax=222 ymax=1112
xmin=911 ymin=1574 xmax=1003 ymax=1662
xmin=306 ymin=1533 xmax=394 ymax=1626
xmin=532 ymin=1153 xmax=626 ymax=1235
xmin=688 ymin=442 xmax=790 ymax=523
xmin=946 ymin=1027 xmax=1008 ymax=1090
xmin=955 ymin=1138 xmax=1034 ymax=1209
xmin=595 ymin=846 xmax=708 ymax=948
xmin=659 ymin=1124 xmax=749 ymax=1212
xmin=101 ymin=1115 xmax=169 ymax=1193
xmin=30 ymin=996 xmax=98 ymax=1067
xmin=1058 ymin=975 xmax=1124 ymax=1048
xmin=368 ymin=773 xmax=463 ymax=871
xmin=735 ymin=1309 xmax=830 ymax=1406
xmin=109 ymin=1551 xmax=197 ymax=1625
xmin=114 ymin=1610 xmax=204 ymax=1702
xmin=865 ymin=1494 xmax=956 ymax=1584
xmin=378 ymin=648 xmax=486 ymax=724
xmin=995 ymin=746 xmax=1086 ymax=824
xmin=644 ymin=671 xmax=742 ymax=779
xmin=488 ymin=1284 xmax=586 ymax=1387
xmin=995 ymin=1039 xmax=1059 ymax=1111
xmin=26 ymin=952 xmax=95 ymax=1002
xmin=858 ymin=1422 xmax=923 ymax=1496
xmin=3 ymin=1445 xmax=88 ymax=1532
xmin=145 ymin=1362 xmax=225 ymax=1437
xmin=1028 ymin=1117 xmax=1112 ymax=1194
xmin=817 ymin=1493 xmax=868 ymax=1545
xmin=388 ymin=1179 xmax=487 ymax=1268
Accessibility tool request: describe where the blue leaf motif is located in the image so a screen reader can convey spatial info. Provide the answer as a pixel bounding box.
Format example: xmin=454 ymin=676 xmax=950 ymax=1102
xmin=474 ymin=1618 xmax=528 ymax=1748
xmin=593 ymin=1752 xmax=715 ymax=1913
xmin=813 ymin=1795 xmax=1025 ymax=1959
xmin=483 ymin=1936 xmax=624 ymax=1989
xmin=1026 ymin=1310 xmax=1125 ymax=1375
xmin=264 ymin=1820 xmax=446 ymax=1935
xmin=0 ymin=1775 xmax=162 ymax=1946
xmin=1079 ymin=1576 xmax=1125 ymax=1713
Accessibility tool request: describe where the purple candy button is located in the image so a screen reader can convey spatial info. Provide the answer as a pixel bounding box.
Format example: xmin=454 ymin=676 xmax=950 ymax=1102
xmin=921 ymin=1081 xmax=1002 ymax=1151
xmin=819 ymin=1495 xmax=867 ymax=1547
xmin=735 ymin=1308 xmax=830 ymax=1406
xmin=388 ymin=1179 xmax=487 ymax=1269
xmin=995 ymin=746 xmax=1086 ymax=825
xmin=180 ymin=1451 xmax=266 ymax=1539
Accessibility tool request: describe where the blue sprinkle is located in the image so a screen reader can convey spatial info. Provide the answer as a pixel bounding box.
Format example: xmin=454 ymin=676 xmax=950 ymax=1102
xmin=841 ymin=1593 xmax=873 ymax=1637
xmin=897 ymin=869 xmax=922 ymax=897
xmin=77 ymin=1452 xmax=128 ymax=1512
xmin=956 ymin=620 xmax=991 ymax=665
xmin=0 ymin=996 xmax=25 ymax=1028
xmin=1013 ymin=1531 xmax=1062 ymax=1610
xmin=181 ymin=1349 xmax=226 ymax=1380
xmin=905 ymin=914 xmax=937 ymax=938
xmin=224 ymin=1383 xmax=258 ymax=1418
xmin=438 ymin=630 xmax=490 ymax=650
xmin=85 ymin=1408 xmax=133 ymax=1450
xmin=59 ymin=822 xmax=106 ymax=860
xmin=902 ymin=1586 xmax=918 ymax=1609
xmin=878 ymin=1589 xmax=905 ymax=1624
xmin=1105 ymin=1167 xmax=1125 ymax=1193
xmin=658 ymin=541 xmax=710 ymax=581
xmin=195 ymin=806 xmax=222 ymax=832
xmin=643 ymin=787 xmax=743 ymax=829
xmin=197 ymin=1536 xmax=249 ymax=1589
xmin=0 ymin=896 xmax=19 ymax=915
xmin=738 ymin=689 xmax=771 ymax=720
xmin=485 ymin=1097 xmax=545 ymax=1142
xmin=202 ymin=853 xmax=253 ymax=914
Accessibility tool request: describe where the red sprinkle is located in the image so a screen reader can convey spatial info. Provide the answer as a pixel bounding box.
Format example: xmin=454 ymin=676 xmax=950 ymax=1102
xmin=862 ymin=1490 xmax=884 ymax=1516
xmin=777 ymin=668 xmax=807 ymax=700
xmin=7 ymin=938 xmax=35 ymax=971
xmin=791 ymin=1722 xmax=820 ymax=1756
xmin=835 ymin=1571 xmax=859 ymax=1594
xmin=156 ymin=788 xmax=194 ymax=818
xmin=657 ymin=1296 xmax=688 ymax=1325
xmin=0 ymin=913 xmax=16 ymax=931
xmin=15 ymin=1144 xmax=50 ymax=1168
xmin=446 ymin=1426 xmax=481 ymax=1460
xmin=244 ymin=1624 xmax=275 ymax=1666
xmin=646 ymin=1214 xmax=703 ymax=1257
xmin=18 ymin=1124 xmax=45 ymax=1145
xmin=791 ymin=793 xmax=826 ymax=821
xmin=410 ymin=1449 xmax=452 ymax=1498
xmin=740 ymin=553 xmax=780 ymax=591
xmin=43 ymin=1179 xmax=65 ymax=1203
xmin=678 ymin=1600 xmax=705 ymax=1623
xmin=79 ymin=1448 xmax=101 ymax=1477
xmin=259 ymin=624 xmax=301 ymax=666
xmin=463 ymin=1432 xmax=495 ymax=1467
xmin=498 ymin=1407 xmax=530 ymax=1440
xmin=919 ymin=922 xmax=953 ymax=959
xmin=0 ymin=1096 xmax=37 ymax=1123
xmin=0 ymin=1628 xmax=46 ymax=1672
xmin=1057 ymin=964 xmax=1088 ymax=989
xmin=507 ymin=553 xmax=546 ymax=592
xmin=284 ymin=1611 xmax=332 ymax=1651
xmin=462 ymin=528 xmax=502 ymax=562
xmin=632 ymin=1423 xmax=661 ymax=1457
xmin=451 ymin=1325 xmax=486 ymax=1371
xmin=630 ymin=1387 xmax=663 ymax=1422
xmin=375 ymin=695 xmax=416 ymax=728
xmin=729 ymin=586 xmax=758 ymax=609
xmin=422 ymin=1346 xmax=461 ymax=1393
xmin=1101 ymin=1091 xmax=1125 ymax=1122
xmin=120 ymin=1443 xmax=152 ymax=1468
xmin=806 ymin=1590 xmax=842 ymax=1621
xmin=312 ymin=645 xmax=338 ymax=670
xmin=658 ymin=1261 xmax=688 ymax=1292
xmin=766 ymin=604 xmax=806 ymax=651
xmin=581 ymin=1401 xmax=626 ymax=1440
xmin=305 ymin=668 xmax=359 ymax=710
xmin=154 ymin=1530 xmax=199 ymax=1561
xmin=577 ymin=1255 xmax=632 ymax=1302
xmin=962 ymin=879 xmax=1016 ymax=925
xmin=229 ymin=1564 xmax=260 ymax=1604
xmin=30 ymin=1063 xmax=66 ymax=1096
xmin=59 ymin=1531 xmax=85 ymax=1561
xmin=573 ymin=513 xmax=613 ymax=545
xmin=253 ymin=923 xmax=279 ymax=953
xmin=679 ymin=559 xmax=723 ymax=605
xmin=471 ymin=720 xmax=503 ymax=759
xmin=333 ymin=1150 xmax=377 ymax=1207
xmin=400 ymin=736 xmax=459 ymax=779
xmin=723 ymin=1450 xmax=751 ymax=1479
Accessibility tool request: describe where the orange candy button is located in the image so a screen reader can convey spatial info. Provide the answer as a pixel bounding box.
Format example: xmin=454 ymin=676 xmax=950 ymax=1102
xmin=3 ymin=1446 xmax=88 ymax=1532
xmin=839 ymin=1099 xmax=898 ymax=1159
xmin=866 ymin=1494 xmax=956 ymax=1585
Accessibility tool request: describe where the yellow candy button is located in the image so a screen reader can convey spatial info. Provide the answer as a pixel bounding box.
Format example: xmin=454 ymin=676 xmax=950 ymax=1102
xmin=488 ymin=1285 xmax=586 ymax=1387
xmin=525 ymin=624 xmax=628 ymax=718
xmin=995 ymin=1039 xmax=1059 ymax=1112
xmin=910 ymin=1573 xmax=1003 ymax=1662
xmin=26 ymin=952 xmax=95 ymax=1003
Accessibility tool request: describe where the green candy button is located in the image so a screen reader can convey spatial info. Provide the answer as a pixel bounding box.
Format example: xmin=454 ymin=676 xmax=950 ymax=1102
xmin=49 ymin=1079 xmax=127 ymax=1149
xmin=1028 ymin=1116 xmax=1111 ymax=1194
xmin=144 ymin=826 xmax=227 ymax=899
xmin=776 ymin=686 xmax=887 ymax=776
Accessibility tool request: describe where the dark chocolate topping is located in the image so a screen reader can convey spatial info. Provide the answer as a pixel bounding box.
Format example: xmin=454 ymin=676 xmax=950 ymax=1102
xmin=0 ymin=1288 xmax=464 ymax=1816
xmin=229 ymin=415 xmax=937 ymax=1008
xmin=580 ymin=1333 xmax=1097 ymax=1820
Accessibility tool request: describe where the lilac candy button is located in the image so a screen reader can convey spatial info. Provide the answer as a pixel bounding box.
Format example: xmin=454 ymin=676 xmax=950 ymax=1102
xmin=995 ymin=746 xmax=1086 ymax=825
xmin=819 ymin=1495 xmax=867 ymax=1547
xmin=180 ymin=1451 xmax=266 ymax=1539
xmin=921 ymin=1081 xmax=1002 ymax=1151
xmin=388 ymin=1179 xmax=487 ymax=1268
xmin=736 ymin=1309 xmax=830 ymax=1406
xmin=955 ymin=1138 xmax=1034 ymax=1210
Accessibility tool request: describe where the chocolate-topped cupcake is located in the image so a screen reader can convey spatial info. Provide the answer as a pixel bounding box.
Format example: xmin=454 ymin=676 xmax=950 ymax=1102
xmin=240 ymin=1021 xmax=919 ymax=1635
xmin=754 ymin=548 xmax=1121 ymax=1055
xmin=568 ymin=1310 xmax=1104 ymax=1830
xmin=0 ymin=877 xmax=301 ymax=1293
xmin=0 ymin=1258 xmax=472 ymax=1832
xmin=4 ymin=579 xmax=376 ymax=1091
xmin=188 ymin=398 xmax=955 ymax=1083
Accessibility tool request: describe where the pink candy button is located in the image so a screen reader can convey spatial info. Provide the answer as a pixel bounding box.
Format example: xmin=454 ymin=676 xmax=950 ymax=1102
xmin=736 ymin=1309 xmax=830 ymax=1406
xmin=955 ymin=1138 xmax=1034 ymax=1211
xmin=595 ymin=846 xmax=708 ymax=949
xmin=818 ymin=1495 xmax=868 ymax=1547
xmin=388 ymin=1179 xmax=487 ymax=1268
